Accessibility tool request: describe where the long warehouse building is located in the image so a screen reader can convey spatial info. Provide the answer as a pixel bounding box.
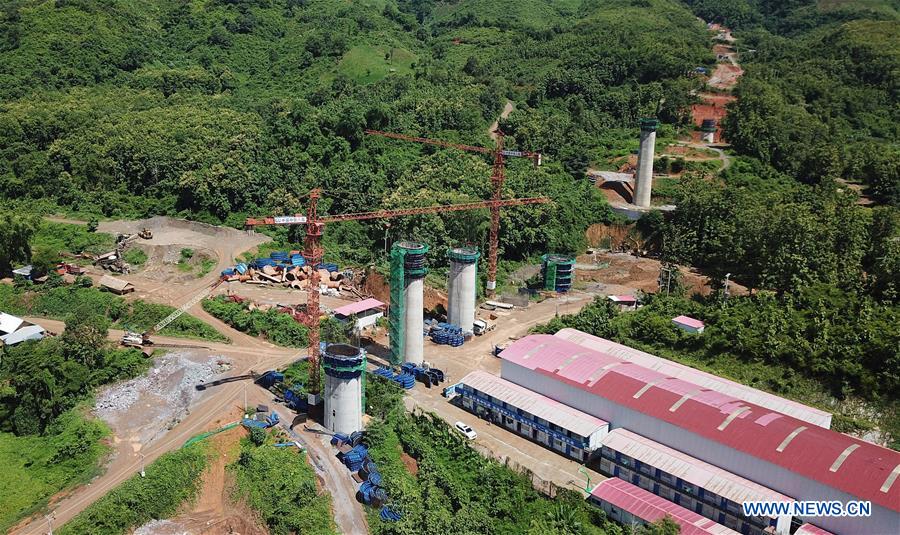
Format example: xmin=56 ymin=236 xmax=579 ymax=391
xmin=599 ymin=428 xmax=795 ymax=535
xmin=554 ymin=328 xmax=832 ymax=428
xmin=454 ymin=370 xmax=608 ymax=460
xmin=590 ymin=477 xmax=741 ymax=535
xmin=498 ymin=333 xmax=900 ymax=535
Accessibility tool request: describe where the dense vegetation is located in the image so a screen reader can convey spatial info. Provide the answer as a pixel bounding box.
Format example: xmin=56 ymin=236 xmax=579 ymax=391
xmin=658 ymin=171 xmax=899 ymax=301
xmin=0 ymin=314 xmax=149 ymax=529
xmin=0 ymin=315 xmax=148 ymax=435
xmin=363 ymin=375 xmax=623 ymax=535
xmin=0 ymin=283 xmax=228 ymax=341
xmin=534 ymin=292 xmax=900 ymax=448
xmin=0 ymin=0 xmax=716 ymax=266
xmin=230 ymin=434 xmax=337 ymax=535
xmin=58 ymin=444 xmax=209 ymax=535
xmin=683 ymin=0 xmax=899 ymax=205
xmin=0 ymin=409 xmax=109 ymax=532
xmin=202 ymin=295 xmax=310 ymax=346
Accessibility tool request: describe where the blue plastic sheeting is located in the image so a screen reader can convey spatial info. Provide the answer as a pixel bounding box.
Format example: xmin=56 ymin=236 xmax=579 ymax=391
xmin=284 ymin=389 xmax=306 ymax=411
xmin=256 ymin=371 xmax=284 ymax=388
xmin=380 ymin=506 xmax=402 ymax=522
xmin=270 ymin=251 xmax=289 ymax=261
xmin=241 ymin=418 xmax=268 ymax=429
xmin=221 ymin=268 xmax=235 ymax=276
xmin=371 ymin=367 xmax=415 ymax=389
xmin=236 ymin=263 xmax=248 ymax=274
xmin=317 ymin=262 xmax=339 ymax=272
xmin=331 ymin=433 xmax=350 ymax=446
xmin=290 ymin=254 xmax=306 ymax=266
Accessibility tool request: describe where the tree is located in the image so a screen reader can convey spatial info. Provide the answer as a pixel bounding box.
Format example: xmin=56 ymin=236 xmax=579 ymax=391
xmin=61 ymin=313 xmax=110 ymax=368
xmin=640 ymin=516 xmax=680 ymax=535
xmin=87 ymin=217 xmax=99 ymax=233
xmin=0 ymin=211 xmax=37 ymax=273
xmin=30 ymin=245 xmax=58 ymax=278
xmin=249 ymin=427 xmax=267 ymax=446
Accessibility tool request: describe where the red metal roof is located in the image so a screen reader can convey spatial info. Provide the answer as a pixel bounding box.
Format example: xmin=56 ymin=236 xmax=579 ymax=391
xmin=794 ymin=523 xmax=836 ymax=535
xmin=672 ymin=315 xmax=705 ymax=329
xmin=501 ymin=335 xmax=900 ymax=512
xmin=590 ymin=477 xmax=739 ymax=535
xmin=554 ymin=328 xmax=832 ymax=427
xmin=332 ymin=298 xmax=385 ymax=317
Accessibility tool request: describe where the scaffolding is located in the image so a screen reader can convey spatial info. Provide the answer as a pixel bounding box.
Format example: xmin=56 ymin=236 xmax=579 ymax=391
xmin=388 ymin=242 xmax=429 ymax=364
xmin=542 ymin=254 xmax=575 ymax=292
xmin=389 ymin=246 xmax=406 ymax=365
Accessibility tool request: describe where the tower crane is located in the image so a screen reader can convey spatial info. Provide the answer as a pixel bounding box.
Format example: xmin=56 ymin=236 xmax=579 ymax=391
xmin=364 ymin=129 xmax=542 ymax=296
xmin=245 ymin=188 xmax=549 ymax=399
xmin=121 ymin=278 xmax=226 ymax=348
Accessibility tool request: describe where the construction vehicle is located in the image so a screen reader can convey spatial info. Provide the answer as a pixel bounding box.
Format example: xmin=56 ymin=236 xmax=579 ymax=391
xmin=138 ymin=227 xmax=153 ymax=239
xmin=472 ymin=318 xmax=496 ymax=336
xmin=120 ymin=277 xmax=225 ymax=347
xmin=121 ymin=330 xmax=152 ymax=348
xmin=366 ymin=129 xmax=542 ymax=296
xmin=245 ymin=189 xmax=549 ymax=401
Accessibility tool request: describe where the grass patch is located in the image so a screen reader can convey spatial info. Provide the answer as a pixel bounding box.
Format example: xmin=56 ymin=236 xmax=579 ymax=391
xmin=0 ymin=410 xmax=109 ymax=533
xmin=58 ymin=443 xmax=209 ymax=535
xmin=122 ymin=248 xmax=147 ymax=266
xmin=32 ymin=221 xmax=114 ymax=256
xmin=197 ymin=258 xmax=216 ymax=277
xmin=202 ymin=295 xmax=307 ymax=347
xmin=337 ymin=44 xmax=416 ymax=84
xmin=230 ymin=434 xmax=337 ymax=535
xmin=0 ymin=285 xmax=228 ymax=342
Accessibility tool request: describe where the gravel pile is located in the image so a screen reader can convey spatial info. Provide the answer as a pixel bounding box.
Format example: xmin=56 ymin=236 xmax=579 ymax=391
xmin=94 ymin=351 xmax=232 ymax=443
xmin=133 ymin=519 xmax=187 ymax=535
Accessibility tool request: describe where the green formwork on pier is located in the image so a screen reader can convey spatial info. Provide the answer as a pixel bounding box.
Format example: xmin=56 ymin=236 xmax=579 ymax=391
xmin=388 ymin=242 xmax=429 ymax=365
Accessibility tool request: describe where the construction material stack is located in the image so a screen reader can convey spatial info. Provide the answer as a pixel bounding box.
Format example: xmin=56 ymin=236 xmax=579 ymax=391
xmin=542 ymin=254 xmax=575 ymax=293
xmin=389 ymin=241 xmax=429 ymax=365
xmin=447 ymin=246 xmax=480 ymax=336
xmin=323 ymin=343 xmax=367 ymax=435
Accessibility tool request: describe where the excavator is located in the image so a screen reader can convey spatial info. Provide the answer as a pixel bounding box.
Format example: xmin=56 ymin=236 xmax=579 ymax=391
xmin=121 ymin=277 xmax=224 ymax=348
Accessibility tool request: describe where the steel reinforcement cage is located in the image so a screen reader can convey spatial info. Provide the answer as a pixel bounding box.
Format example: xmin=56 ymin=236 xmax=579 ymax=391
xmin=388 ymin=242 xmax=429 ymax=364
xmin=542 ymin=253 xmax=575 ymax=292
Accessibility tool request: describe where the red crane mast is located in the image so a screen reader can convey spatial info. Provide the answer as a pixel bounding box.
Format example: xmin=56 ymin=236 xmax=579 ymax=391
xmin=364 ymin=129 xmax=542 ymax=296
xmin=245 ymin=189 xmax=549 ymax=397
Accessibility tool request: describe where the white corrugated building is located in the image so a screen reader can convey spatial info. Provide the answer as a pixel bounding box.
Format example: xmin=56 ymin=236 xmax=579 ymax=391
xmin=454 ymin=370 xmax=608 ymax=460
xmin=600 ymin=428 xmax=794 ymax=535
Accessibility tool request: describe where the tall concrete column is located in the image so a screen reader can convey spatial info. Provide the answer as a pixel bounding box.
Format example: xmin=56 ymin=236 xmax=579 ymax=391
xmin=634 ymin=118 xmax=659 ymax=208
xmin=403 ymin=276 xmax=424 ymax=365
xmin=323 ymin=344 xmax=365 ymax=435
xmin=447 ymin=247 xmax=480 ymax=335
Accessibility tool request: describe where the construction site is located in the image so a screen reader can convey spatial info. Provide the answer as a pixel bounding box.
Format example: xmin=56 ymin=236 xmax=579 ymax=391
xmin=4 ymin=100 xmax=772 ymax=535
xmin=5 ymin=23 xmax=891 ymax=535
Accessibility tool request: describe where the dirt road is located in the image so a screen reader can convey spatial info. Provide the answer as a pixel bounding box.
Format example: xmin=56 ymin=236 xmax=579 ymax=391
xmin=489 ymin=100 xmax=515 ymax=142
